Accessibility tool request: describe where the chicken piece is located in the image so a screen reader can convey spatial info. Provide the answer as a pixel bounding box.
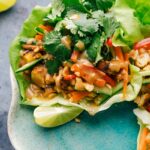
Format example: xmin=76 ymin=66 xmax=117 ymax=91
xmin=31 ymin=65 xmax=54 ymax=88
xmin=135 ymin=53 xmax=149 ymax=68
xmin=75 ymin=78 xmax=85 ymax=91
xmin=22 ymin=51 xmax=42 ymax=63
xmin=84 ymin=83 xmax=94 ymax=92
xmin=53 ymin=69 xmax=63 ymax=92
xmin=109 ymin=60 xmax=128 ymax=72
xmin=22 ymin=44 xmax=43 ymax=51
xmin=26 ymin=84 xmax=42 ymax=99
xmin=26 ymin=38 xmax=36 ymax=45
xmin=62 ymin=66 xmax=70 ymax=77
xmin=43 ymin=88 xmax=56 ymax=99
xmin=138 ymin=48 xmax=146 ymax=55
xmin=143 ymin=64 xmax=150 ymax=71
xmin=129 ymin=50 xmax=139 ymax=60
xmin=134 ymin=94 xmax=150 ymax=107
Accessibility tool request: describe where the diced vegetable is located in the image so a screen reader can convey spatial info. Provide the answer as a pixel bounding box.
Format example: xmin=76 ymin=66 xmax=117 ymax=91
xmin=64 ymin=74 xmax=76 ymax=80
xmin=31 ymin=65 xmax=54 ymax=88
xmin=94 ymin=86 xmax=112 ymax=96
xmin=16 ymin=58 xmax=43 ymax=73
xmin=103 ymin=75 xmax=116 ymax=87
xmin=139 ymin=127 xmax=149 ymax=150
xmin=95 ymin=79 xmax=106 ymax=88
xmin=71 ymin=50 xmax=80 ymax=62
xmin=71 ymin=63 xmax=106 ymax=87
xmin=38 ymin=25 xmax=54 ymax=32
xmin=70 ymin=91 xmax=91 ymax=102
xmin=114 ymin=46 xmax=129 ymax=98
xmin=106 ymin=38 xmax=113 ymax=47
xmin=35 ymin=35 xmax=43 ymax=41
xmin=114 ymin=47 xmax=124 ymax=61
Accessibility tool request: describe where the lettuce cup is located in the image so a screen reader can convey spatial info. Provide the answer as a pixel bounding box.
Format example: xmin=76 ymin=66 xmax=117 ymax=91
xmin=10 ymin=0 xmax=149 ymax=128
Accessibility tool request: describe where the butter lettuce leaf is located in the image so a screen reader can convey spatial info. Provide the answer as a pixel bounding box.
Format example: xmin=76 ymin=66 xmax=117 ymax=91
xmin=134 ymin=108 xmax=150 ymax=130
xmin=111 ymin=0 xmax=144 ymax=47
xmin=111 ymin=0 xmax=150 ymax=47
xmin=9 ymin=6 xmax=51 ymax=100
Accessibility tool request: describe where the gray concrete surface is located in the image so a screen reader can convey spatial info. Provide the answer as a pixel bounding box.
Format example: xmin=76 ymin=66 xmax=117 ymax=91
xmin=0 ymin=0 xmax=49 ymax=149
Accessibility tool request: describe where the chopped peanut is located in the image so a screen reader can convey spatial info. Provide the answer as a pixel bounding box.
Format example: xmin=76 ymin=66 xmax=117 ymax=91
xmin=135 ymin=53 xmax=149 ymax=68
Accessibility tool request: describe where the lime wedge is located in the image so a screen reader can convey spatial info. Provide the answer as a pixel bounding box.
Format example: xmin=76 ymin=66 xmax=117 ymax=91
xmin=0 ymin=0 xmax=16 ymax=12
xmin=34 ymin=104 xmax=83 ymax=127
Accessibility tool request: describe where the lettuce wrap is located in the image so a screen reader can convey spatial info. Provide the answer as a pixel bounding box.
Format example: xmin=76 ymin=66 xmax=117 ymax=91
xmin=9 ymin=0 xmax=145 ymax=128
xmin=134 ymin=108 xmax=150 ymax=150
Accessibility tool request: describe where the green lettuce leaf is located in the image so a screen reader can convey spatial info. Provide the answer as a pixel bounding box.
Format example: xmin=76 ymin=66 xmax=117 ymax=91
xmin=134 ymin=108 xmax=150 ymax=150
xmin=9 ymin=2 xmax=144 ymax=128
xmin=9 ymin=5 xmax=84 ymax=127
xmin=134 ymin=108 xmax=150 ymax=130
xmin=111 ymin=0 xmax=144 ymax=47
xmin=133 ymin=0 xmax=150 ymax=25
xmin=9 ymin=6 xmax=51 ymax=100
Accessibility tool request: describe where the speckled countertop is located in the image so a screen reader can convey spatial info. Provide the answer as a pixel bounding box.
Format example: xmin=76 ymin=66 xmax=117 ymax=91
xmin=0 ymin=1 xmax=49 ymax=149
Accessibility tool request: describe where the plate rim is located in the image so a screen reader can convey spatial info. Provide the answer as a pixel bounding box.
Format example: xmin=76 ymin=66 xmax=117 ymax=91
xmin=7 ymin=67 xmax=20 ymax=150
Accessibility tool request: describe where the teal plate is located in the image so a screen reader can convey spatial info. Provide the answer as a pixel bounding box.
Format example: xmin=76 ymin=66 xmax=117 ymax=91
xmin=8 ymin=69 xmax=139 ymax=150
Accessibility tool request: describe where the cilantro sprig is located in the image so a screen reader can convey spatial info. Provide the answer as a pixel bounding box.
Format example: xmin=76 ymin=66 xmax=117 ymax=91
xmin=44 ymin=31 xmax=71 ymax=74
xmin=43 ymin=0 xmax=120 ymax=74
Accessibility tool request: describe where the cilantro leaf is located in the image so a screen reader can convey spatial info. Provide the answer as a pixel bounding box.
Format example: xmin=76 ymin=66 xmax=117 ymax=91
xmin=92 ymin=11 xmax=119 ymax=38
xmin=55 ymin=18 xmax=78 ymax=35
xmin=74 ymin=13 xmax=98 ymax=34
xmin=44 ymin=31 xmax=71 ymax=60
xmin=67 ymin=11 xmax=99 ymax=34
xmin=46 ymin=59 xmax=61 ymax=74
xmin=44 ymin=31 xmax=62 ymax=54
xmin=92 ymin=10 xmax=105 ymax=26
xmin=44 ymin=31 xmax=71 ymax=74
xmin=87 ymin=33 xmax=106 ymax=63
xmin=44 ymin=0 xmax=65 ymax=24
xmin=103 ymin=15 xmax=120 ymax=38
xmin=81 ymin=0 xmax=97 ymax=11
xmin=63 ymin=0 xmax=88 ymax=13
xmin=35 ymin=27 xmax=45 ymax=34
xmin=96 ymin=0 xmax=115 ymax=11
